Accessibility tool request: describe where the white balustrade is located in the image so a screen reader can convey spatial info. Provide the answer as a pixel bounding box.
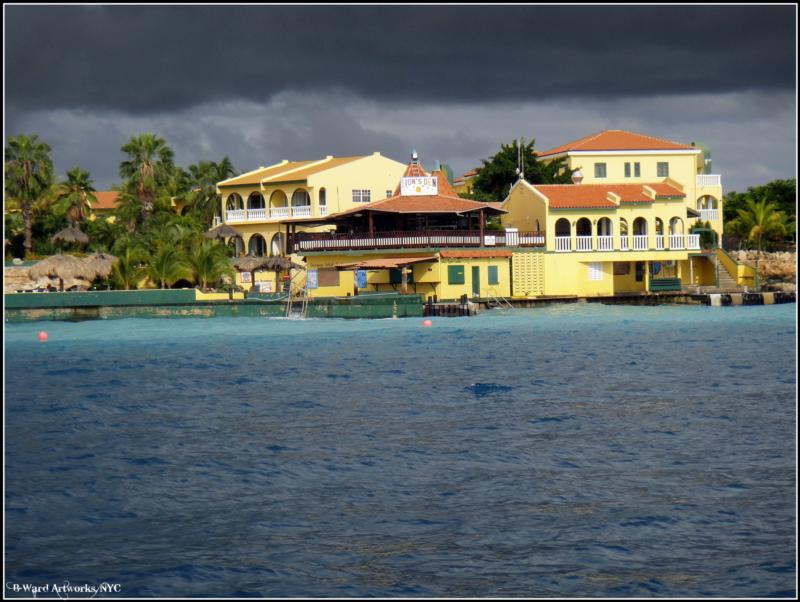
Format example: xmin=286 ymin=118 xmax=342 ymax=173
xmin=696 ymin=174 xmax=721 ymax=188
xmin=319 ymin=205 xmax=328 ymax=216
xmin=555 ymin=236 xmax=571 ymax=252
xmin=687 ymin=234 xmax=701 ymax=250
xmin=597 ymin=236 xmax=613 ymax=251
xmin=668 ymin=234 xmax=685 ymax=249
xmin=270 ymin=206 xmax=289 ymax=219
xmin=699 ymin=208 xmax=719 ymax=222
xmin=248 ymin=208 xmax=267 ymax=221
xmin=655 ymin=235 xmax=665 ymax=250
xmin=576 ymin=236 xmax=593 ymax=251
xmin=226 ymin=209 xmax=246 ymax=222
xmin=620 ymin=236 xmax=629 ymax=251
xmin=292 ymin=205 xmax=312 ymax=217
xmin=633 ymin=235 xmax=649 ymax=250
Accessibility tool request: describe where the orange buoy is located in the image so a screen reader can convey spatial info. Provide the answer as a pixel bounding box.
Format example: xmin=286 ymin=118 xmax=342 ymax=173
xmin=422 ymin=319 xmax=433 ymax=327
xmin=38 ymin=331 xmax=48 ymax=342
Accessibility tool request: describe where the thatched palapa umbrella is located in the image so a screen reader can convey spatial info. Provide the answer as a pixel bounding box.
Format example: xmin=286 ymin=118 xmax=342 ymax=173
xmin=83 ymin=253 xmax=118 ymax=280
xmin=233 ymin=255 xmax=304 ymax=292
xmin=51 ymin=226 xmax=89 ymax=245
xmin=28 ymin=254 xmax=97 ymax=291
xmin=204 ymin=223 xmax=241 ymax=240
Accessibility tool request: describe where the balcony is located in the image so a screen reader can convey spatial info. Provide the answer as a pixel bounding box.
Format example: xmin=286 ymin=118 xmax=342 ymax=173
xmin=270 ymin=206 xmax=289 ymax=219
xmin=225 ymin=205 xmax=315 ymax=222
xmin=698 ymin=208 xmax=720 ymax=222
xmin=292 ymin=205 xmax=312 ymax=218
xmin=290 ymin=230 xmax=546 ymax=253
xmin=597 ymin=236 xmax=613 ymax=251
xmin=633 ymin=235 xmax=649 ymax=250
xmin=696 ymin=174 xmax=722 ymax=188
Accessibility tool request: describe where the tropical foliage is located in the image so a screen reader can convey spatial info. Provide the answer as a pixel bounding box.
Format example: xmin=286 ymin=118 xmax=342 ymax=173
xmin=724 ymin=179 xmax=795 ymax=250
xmin=5 ymin=132 xmax=239 ymax=291
xmin=461 ymin=138 xmax=575 ymax=202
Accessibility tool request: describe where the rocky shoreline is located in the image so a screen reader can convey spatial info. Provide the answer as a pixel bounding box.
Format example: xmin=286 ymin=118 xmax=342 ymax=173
xmin=728 ymin=250 xmax=796 ymax=289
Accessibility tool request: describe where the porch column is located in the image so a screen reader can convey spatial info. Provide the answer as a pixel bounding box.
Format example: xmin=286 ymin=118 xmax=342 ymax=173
xmin=644 ymin=260 xmax=650 ymax=292
xmin=479 ymin=209 xmax=485 ymax=247
xmin=368 ymin=212 xmax=374 ymax=236
xmin=285 ymin=223 xmax=290 ymax=256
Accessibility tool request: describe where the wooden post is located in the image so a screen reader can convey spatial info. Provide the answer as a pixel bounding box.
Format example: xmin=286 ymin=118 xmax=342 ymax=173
xmin=401 ymin=265 xmax=408 ymax=294
xmin=368 ymin=212 xmax=374 ymax=237
xmin=479 ymin=209 xmax=485 ymax=246
xmin=285 ymin=223 xmax=290 ymax=256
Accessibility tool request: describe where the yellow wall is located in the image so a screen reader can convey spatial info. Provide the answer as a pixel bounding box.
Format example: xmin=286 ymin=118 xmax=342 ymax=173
xmin=501 ymin=180 xmax=547 ymax=232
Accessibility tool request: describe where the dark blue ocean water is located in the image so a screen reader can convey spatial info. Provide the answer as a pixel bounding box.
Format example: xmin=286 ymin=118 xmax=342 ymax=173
xmin=5 ymin=304 xmax=797 ymax=598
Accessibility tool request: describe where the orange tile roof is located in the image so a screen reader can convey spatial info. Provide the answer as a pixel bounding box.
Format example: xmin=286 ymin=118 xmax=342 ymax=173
xmin=91 ymin=191 xmax=120 ymax=210
xmin=439 ymin=250 xmax=513 ymax=258
xmin=536 ymin=130 xmax=697 ymax=158
xmin=531 ymin=182 xmax=684 ymax=209
xmin=430 ymin=169 xmax=458 ymax=197
xmin=332 ymin=194 xmax=505 ymax=216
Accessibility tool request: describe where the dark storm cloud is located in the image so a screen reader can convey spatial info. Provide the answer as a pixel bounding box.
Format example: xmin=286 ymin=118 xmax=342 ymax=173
xmin=5 ymin=5 xmax=795 ymax=113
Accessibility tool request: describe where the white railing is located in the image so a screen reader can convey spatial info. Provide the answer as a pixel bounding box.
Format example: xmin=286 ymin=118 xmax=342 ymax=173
xmin=633 ymin=235 xmax=649 ymax=250
xmin=270 ymin=206 xmax=289 ymax=219
xmin=576 ymin=236 xmax=592 ymax=251
xmin=687 ymin=234 xmax=701 ymax=250
xmin=248 ymin=207 xmax=267 ymax=221
xmin=292 ymin=205 xmax=312 ymax=217
xmin=555 ymin=236 xmax=571 ymax=252
xmin=699 ymin=208 xmax=719 ymax=222
xmin=655 ymin=235 xmax=665 ymax=250
xmin=668 ymin=234 xmax=685 ymax=249
xmin=597 ymin=235 xmax=613 ymax=251
xmin=620 ymin=236 xmax=629 ymax=251
xmin=319 ymin=205 xmax=328 ymax=216
xmin=226 ymin=209 xmax=246 ymax=222
xmin=697 ymin=174 xmax=721 ymax=188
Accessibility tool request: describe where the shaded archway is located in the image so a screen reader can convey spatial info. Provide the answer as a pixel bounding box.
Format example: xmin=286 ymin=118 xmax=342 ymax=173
xmin=633 ymin=217 xmax=648 ymax=250
xmin=669 ymin=217 xmax=685 ymax=249
xmin=319 ymin=188 xmax=328 ymax=215
xmin=271 ymin=232 xmax=284 ymax=257
xmin=228 ymin=235 xmax=245 ymax=257
xmin=576 ymin=217 xmax=592 ymax=251
xmin=697 ymin=195 xmax=720 ymax=222
xmin=269 ymin=190 xmax=288 ymax=219
xmin=226 ymin=193 xmax=243 ymax=210
xmin=291 ymin=188 xmax=312 ymax=217
xmin=248 ymin=192 xmax=265 ymax=209
xmin=248 ymin=234 xmax=267 ymax=257
xmin=597 ymin=217 xmax=613 ymax=250
xmin=619 ymin=218 xmax=629 ymax=250
xmin=655 ymin=217 xmax=665 ymax=249
xmin=555 ymin=218 xmax=571 ymax=252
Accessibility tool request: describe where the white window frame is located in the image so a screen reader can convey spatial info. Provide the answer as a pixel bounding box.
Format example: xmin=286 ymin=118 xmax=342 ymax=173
xmin=352 ymin=189 xmax=371 ymax=203
xmin=588 ymin=262 xmax=603 ymax=281
xmin=657 ymin=162 xmax=669 ymax=177
xmin=594 ymin=163 xmax=607 ymax=178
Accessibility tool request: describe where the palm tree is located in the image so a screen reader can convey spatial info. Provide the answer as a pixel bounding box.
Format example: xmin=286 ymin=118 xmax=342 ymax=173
xmin=119 ymin=133 xmax=175 ymax=223
xmin=54 ymin=166 xmax=97 ymax=234
xmin=111 ymin=246 xmax=147 ymax=290
xmin=185 ymin=157 xmax=236 ymax=227
xmin=5 ymin=134 xmax=55 ymax=257
xmin=735 ymin=196 xmax=789 ymax=289
xmin=187 ymin=240 xmax=234 ymax=290
xmin=147 ymin=246 xmax=190 ymax=289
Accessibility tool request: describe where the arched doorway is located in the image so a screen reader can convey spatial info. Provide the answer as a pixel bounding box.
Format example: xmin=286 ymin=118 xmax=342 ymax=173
xmin=655 ymin=217 xmax=664 ymax=249
xmin=619 ymin=218 xmax=629 ymax=250
xmin=697 ymin=195 xmax=719 ymax=222
xmin=576 ymin=217 xmax=592 ymax=251
xmin=555 ymin=218 xmax=571 ymax=252
xmin=248 ymin=234 xmax=267 ymax=257
xmin=228 ymin=235 xmax=245 ymax=257
xmin=669 ymin=216 xmax=685 ymax=249
xmin=319 ymin=188 xmax=328 ymax=216
xmin=597 ymin=217 xmax=613 ymax=250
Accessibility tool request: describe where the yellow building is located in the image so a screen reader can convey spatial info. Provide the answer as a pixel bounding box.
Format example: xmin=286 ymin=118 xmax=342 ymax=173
xmin=453 ymin=169 xmax=477 ymax=195
xmin=284 ymin=155 xmax=512 ymax=301
xmin=215 ymin=153 xmax=406 ymax=258
xmin=497 ymin=129 xmax=755 ymax=295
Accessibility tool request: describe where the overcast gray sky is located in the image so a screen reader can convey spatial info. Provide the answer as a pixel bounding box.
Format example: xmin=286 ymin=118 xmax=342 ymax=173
xmin=5 ymin=4 xmax=797 ymax=192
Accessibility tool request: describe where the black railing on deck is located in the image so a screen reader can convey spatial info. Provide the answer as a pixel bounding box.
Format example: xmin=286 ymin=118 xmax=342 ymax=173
xmin=288 ymin=230 xmax=546 ymax=252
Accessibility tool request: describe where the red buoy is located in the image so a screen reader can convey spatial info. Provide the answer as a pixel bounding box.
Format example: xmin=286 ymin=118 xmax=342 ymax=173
xmin=422 ymin=319 xmax=433 ymax=327
xmin=38 ymin=331 xmax=48 ymax=342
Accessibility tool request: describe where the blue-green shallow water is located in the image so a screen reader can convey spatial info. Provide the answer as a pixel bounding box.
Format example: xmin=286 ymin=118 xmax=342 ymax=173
xmin=5 ymin=304 xmax=797 ymax=597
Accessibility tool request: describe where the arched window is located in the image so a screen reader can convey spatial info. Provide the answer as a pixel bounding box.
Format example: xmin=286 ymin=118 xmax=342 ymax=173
xmin=555 ymin=218 xmax=571 ymax=237
xmin=669 ymin=217 xmax=684 ymax=235
xmin=633 ymin=217 xmax=648 ymax=235
xmin=576 ymin=217 xmax=592 ymax=236
xmin=597 ymin=217 xmax=613 ymax=236
xmin=248 ymin=234 xmax=267 ymax=257
xmin=619 ymin=218 xmax=629 ymax=236
xmin=269 ymin=190 xmax=287 ymax=208
xmin=319 ymin=188 xmax=327 ymax=206
xmin=655 ymin=218 xmax=664 ymax=235
xmin=226 ymin=193 xmax=243 ymax=210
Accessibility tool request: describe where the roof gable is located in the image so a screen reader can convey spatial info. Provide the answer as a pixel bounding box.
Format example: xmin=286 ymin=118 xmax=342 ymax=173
xmin=537 ymin=130 xmax=697 ymax=158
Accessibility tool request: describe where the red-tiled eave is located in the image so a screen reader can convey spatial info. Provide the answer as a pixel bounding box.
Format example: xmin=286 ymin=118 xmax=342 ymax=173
xmin=331 ymin=194 xmax=506 ymax=217
xmin=531 ymin=182 xmax=685 ymax=209
xmin=536 ymin=130 xmax=698 ymax=158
